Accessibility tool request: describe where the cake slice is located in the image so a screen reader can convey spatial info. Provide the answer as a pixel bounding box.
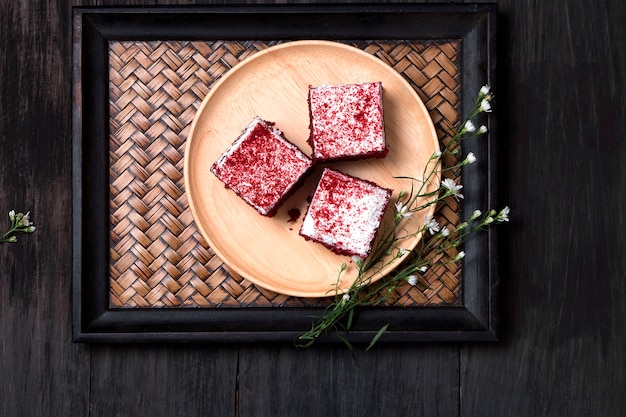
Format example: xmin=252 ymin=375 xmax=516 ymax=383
xmin=211 ymin=117 xmax=313 ymax=217
xmin=299 ymin=168 xmax=392 ymax=258
xmin=308 ymin=81 xmax=386 ymax=162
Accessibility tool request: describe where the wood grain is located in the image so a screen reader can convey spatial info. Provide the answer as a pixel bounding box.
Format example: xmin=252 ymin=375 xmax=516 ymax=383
xmin=90 ymin=345 xmax=237 ymax=416
xmin=186 ymin=40 xmax=439 ymax=297
xmin=238 ymin=344 xmax=460 ymax=417
xmin=0 ymin=0 xmax=90 ymax=416
xmin=459 ymin=0 xmax=626 ymax=416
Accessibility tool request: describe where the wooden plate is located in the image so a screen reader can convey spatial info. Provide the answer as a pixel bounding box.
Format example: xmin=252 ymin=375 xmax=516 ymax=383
xmin=184 ymin=40 xmax=439 ymax=298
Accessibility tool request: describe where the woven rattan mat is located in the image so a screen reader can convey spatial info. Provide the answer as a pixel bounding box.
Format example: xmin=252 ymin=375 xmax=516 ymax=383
xmin=108 ymin=40 xmax=461 ymax=308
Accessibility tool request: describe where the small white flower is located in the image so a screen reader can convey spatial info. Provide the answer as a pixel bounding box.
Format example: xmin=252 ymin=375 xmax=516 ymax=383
xmin=465 ymin=152 xmax=476 ymax=164
xmin=471 ymin=209 xmax=482 ymax=220
xmin=418 ymin=266 xmax=428 ymax=273
xmin=442 ymin=178 xmax=464 ymax=200
xmin=424 ymin=215 xmax=440 ymax=235
xmin=480 ymin=98 xmax=492 ymax=113
xmin=498 ymin=206 xmax=510 ymax=222
xmin=21 ymin=212 xmax=31 ymax=227
xmin=394 ymin=201 xmax=412 ymax=219
xmin=440 ymin=226 xmax=450 ymax=237
xmin=397 ymin=248 xmax=408 ymax=257
xmin=464 ymin=120 xmax=476 ymax=133
xmin=407 ymin=275 xmax=418 ymax=286
xmin=454 ymin=251 xmax=466 ymax=262
xmin=8 ymin=210 xmax=15 ymax=221
xmin=342 ymin=293 xmax=350 ymax=302
xmin=432 ymin=150 xmax=442 ymax=158
xmin=478 ymin=125 xmax=488 ymax=134
xmin=479 ymin=85 xmax=491 ymax=97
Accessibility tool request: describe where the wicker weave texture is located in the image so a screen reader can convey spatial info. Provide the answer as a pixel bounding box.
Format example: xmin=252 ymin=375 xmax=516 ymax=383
xmin=108 ymin=40 xmax=461 ymax=308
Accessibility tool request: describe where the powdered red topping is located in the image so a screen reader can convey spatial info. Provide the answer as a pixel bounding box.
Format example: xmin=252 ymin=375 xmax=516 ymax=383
xmin=300 ymin=168 xmax=392 ymax=258
xmin=308 ymin=81 xmax=386 ymax=161
xmin=211 ymin=117 xmax=312 ymax=216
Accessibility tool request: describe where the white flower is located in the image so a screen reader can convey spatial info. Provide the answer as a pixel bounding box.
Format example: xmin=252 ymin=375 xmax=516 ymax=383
xmin=21 ymin=211 xmax=31 ymax=227
xmin=440 ymin=226 xmax=450 ymax=237
xmin=407 ymin=275 xmax=418 ymax=286
xmin=498 ymin=206 xmax=510 ymax=222
xmin=418 ymin=266 xmax=428 ymax=273
xmin=442 ymin=178 xmax=464 ymax=200
xmin=8 ymin=210 xmax=15 ymax=221
xmin=424 ymin=215 xmax=440 ymax=235
xmin=480 ymin=98 xmax=492 ymax=113
xmin=479 ymin=85 xmax=491 ymax=96
xmin=342 ymin=293 xmax=350 ymax=302
xmin=471 ymin=209 xmax=482 ymax=220
xmin=464 ymin=120 xmax=476 ymax=133
xmin=397 ymin=248 xmax=408 ymax=257
xmin=394 ymin=201 xmax=412 ymax=219
xmin=478 ymin=125 xmax=488 ymax=134
xmin=432 ymin=150 xmax=442 ymax=158
xmin=453 ymin=251 xmax=466 ymax=262
xmin=465 ymin=152 xmax=476 ymax=164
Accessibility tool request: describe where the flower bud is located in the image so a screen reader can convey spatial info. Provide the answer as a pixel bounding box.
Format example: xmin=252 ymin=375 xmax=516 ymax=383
xmin=453 ymin=251 xmax=466 ymax=262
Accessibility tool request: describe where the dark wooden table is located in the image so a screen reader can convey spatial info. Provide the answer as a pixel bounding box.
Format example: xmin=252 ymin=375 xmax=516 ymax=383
xmin=1 ymin=1 xmax=624 ymax=416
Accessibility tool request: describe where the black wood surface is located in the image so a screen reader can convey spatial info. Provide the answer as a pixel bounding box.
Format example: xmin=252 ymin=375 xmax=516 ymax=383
xmin=1 ymin=1 xmax=624 ymax=417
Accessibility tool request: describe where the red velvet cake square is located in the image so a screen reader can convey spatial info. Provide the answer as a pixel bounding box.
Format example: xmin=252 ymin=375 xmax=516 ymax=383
xmin=299 ymin=168 xmax=392 ymax=258
xmin=211 ymin=117 xmax=313 ymax=217
xmin=308 ymin=81 xmax=386 ymax=162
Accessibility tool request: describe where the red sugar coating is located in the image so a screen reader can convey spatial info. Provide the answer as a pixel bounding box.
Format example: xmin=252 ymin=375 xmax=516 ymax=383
xmin=211 ymin=117 xmax=313 ymax=216
xmin=299 ymin=168 xmax=392 ymax=258
xmin=308 ymin=81 xmax=386 ymax=162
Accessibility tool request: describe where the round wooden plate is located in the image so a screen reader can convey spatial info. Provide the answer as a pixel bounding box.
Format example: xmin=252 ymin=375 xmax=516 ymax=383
xmin=185 ymin=40 xmax=439 ymax=298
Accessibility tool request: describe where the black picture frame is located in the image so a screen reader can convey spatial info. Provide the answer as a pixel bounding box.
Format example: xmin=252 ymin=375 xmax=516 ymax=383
xmin=72 ymin=4 xmax=498 ymax=343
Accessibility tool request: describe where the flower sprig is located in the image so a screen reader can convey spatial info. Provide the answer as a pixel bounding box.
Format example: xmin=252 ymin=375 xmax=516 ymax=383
xmin=1 ymin=210 xmax=36 ymax=243
xmin=295 ymin=85 xmax=509 ymax=351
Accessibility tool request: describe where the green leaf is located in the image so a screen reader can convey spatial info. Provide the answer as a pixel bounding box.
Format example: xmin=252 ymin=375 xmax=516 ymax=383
xmin=336 ymin=333 xmax=354 ymax=353
xmin=365 ymin=323 xmax=389 ymax=352
xmin=346 ymin=308 xmax=354 ymax=330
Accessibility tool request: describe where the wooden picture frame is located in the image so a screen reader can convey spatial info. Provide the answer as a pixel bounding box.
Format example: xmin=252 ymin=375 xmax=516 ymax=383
xmin=72 ymin=4 xmax=498 ymax=343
